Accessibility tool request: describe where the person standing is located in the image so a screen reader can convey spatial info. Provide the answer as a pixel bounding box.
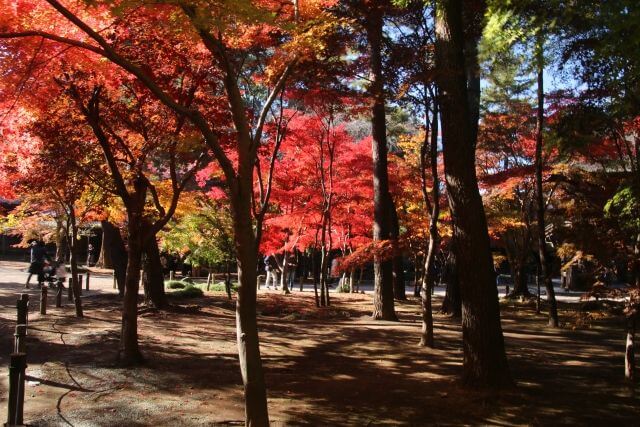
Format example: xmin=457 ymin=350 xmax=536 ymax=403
xmin=86 ymin=243 xmax=95 ymax=266
xmin=25 ymin=240 xmax=48 ymax=288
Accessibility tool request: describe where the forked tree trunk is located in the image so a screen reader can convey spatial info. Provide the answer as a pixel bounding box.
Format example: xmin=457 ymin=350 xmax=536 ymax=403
xmin=534 ymin=36 xmax=559 ymax=327
xmin=367 ymin=7 xmax=396 ymax=321
xmin=435 ymin=0 xmax=511 ymax=387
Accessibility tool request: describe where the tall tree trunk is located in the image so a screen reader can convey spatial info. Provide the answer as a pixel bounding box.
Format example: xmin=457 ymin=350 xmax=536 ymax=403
xmin=534 ymin=36 xmax=559 ymax=327
xmin=68 ymin=210 xmax=83 ymax=318
xmin=142 ymin=231 xmax=167 ymax=309
xmin=435 ymin=0 xmax=511 ymax=387
xmin=367 ymin=7 xmax=397 ymax=321
xmin=231 ymin=181 xmax=269 ymax=426
xmin=420 ymin=107 xmax=440 ymax=347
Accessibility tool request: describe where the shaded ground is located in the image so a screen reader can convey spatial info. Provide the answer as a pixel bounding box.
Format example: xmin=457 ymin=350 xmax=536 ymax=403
xmin=1 ymin=264 xmax=638 ymax=426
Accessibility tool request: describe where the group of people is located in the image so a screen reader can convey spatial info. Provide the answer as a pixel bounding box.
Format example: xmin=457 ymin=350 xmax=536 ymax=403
xmin=263 ymin=253 xmax=297 ymax=290
xmin=25 ymin=240 xmax=66 ymax=289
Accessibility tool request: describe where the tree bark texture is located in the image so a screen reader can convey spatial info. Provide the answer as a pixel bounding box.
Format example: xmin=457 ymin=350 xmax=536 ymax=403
xmin=435 ymin=0 xmax=511 ymax=387
xmin=120 ymin=217 xmax=144 ymax=365
xmin=366 ymin=7 xmax=397 ymax=321
xmin=231 ymin=179 xmax=269 ymax=426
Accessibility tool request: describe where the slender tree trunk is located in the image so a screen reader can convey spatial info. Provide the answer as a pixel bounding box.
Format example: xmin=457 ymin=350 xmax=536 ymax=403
xmin=225 ymin=260 xmax=233 ymax=300
xmin=413 ymin=254 xmax=422 ymax=297
xmin=389 ymin=197 xmax=406 ymax=300
xmin=420 ymin=234 xmax=437 ymax=347
xmin=534 ymin=36 xmax=559 ymax=327
xmin=68 ymin=211 xmax=83 ymax=318
xmin=280 ymin=251 xmax=291 ymax=295
xmin=142 ymin=231 xmax=167 ymax=309
xmin=420 ymin=107 xmax=440 ymax=347
xmin=120 ymin=217 xmax=144 ymax=365
xmin=312 ymin=247 xmax=320 ymax=307
xmin=231 ymin=181 xmax=269 ymax=426
xmin=367 ymin=8 xmax=397 ymax=321
xmin=349 ymin=268 xmax=356 ymax=293
xmin=435 ymin=0 xmax=511 ymax=387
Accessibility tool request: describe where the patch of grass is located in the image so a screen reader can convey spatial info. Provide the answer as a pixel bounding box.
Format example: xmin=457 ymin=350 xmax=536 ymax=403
xmin=168 ymin=285 xmax=204 ymax=298
xmin=193 ymin=281 xmax=239 ymax=293
xmin=165 ymin=280 xmax=186 ymax=289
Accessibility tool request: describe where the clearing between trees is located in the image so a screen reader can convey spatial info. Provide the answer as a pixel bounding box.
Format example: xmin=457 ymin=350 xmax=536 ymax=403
xmin=0 ymin=273 xmax=637 ymax=426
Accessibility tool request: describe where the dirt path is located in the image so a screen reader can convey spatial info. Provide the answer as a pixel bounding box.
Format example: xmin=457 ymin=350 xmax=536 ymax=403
xmin=1 ymin=268 xmax=638 ymax=426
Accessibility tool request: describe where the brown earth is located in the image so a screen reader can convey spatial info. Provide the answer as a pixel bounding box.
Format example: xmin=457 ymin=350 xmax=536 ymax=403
xmin=1 ymin=273 xmax=639 ymax=426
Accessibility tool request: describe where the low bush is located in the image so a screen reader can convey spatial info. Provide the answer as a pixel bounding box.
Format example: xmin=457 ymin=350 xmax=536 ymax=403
xmin=166 ymin=280 xmax=186 ymax=289
xmin=169 ymin=285 xmax=204 ymax=298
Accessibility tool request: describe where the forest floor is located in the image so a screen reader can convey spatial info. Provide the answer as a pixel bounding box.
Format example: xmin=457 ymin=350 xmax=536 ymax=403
xmin=1 ymin=263 xmax=639 ymax=426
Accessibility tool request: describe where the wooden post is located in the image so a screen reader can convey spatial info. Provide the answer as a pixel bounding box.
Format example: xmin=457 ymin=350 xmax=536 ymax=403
xmin=55 ymin=282 xmax=62 ymax=308
xmin=169 ymin=271 xmax=175 ymax=281
xmin=6 ymin=353 xmax=27 ymax=426
xmin=40 ymin=286 xmax=47 ymax=315
xmin=68 ymin=277 xmax=73 ymax=301
xmin=505 ymin=284 xmax=510 ymax=297
xmin=206 ymin=272 xmax=212 ymax=292
xmin=14 ymin=325 xmax=27 ymax=353
xmin=16 ymin=294 xmax=29 ymax=327
xmin=85 ymin=271 xmax=90 ymax=290
xmin=113 ymin=272 xmax=117 ymax=289
xmin=78 ymin=275 xmax=83 ymax=296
